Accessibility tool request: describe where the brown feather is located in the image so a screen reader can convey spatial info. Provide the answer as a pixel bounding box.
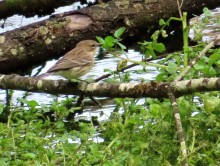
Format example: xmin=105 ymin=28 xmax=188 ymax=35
xmin=36 ymin=40 xmax=100 ymax=80
xmin=47 ymin=49 xmax=93 ymax=73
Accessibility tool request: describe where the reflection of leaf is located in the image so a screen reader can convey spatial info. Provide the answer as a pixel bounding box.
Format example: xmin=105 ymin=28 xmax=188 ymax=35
xmin=114 ymin=27 xmax=126 ymax=39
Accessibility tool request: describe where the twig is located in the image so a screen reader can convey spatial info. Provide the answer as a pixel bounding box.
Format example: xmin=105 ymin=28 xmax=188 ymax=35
xmin=176 ymin=0 xmax=183 ymax=18
xmin=89 ymin=96 xmax=102 ymax=108
xmin=95 ymin=53 xmax=169 ymax=82
xmin=166 ymin=85 xmax=188 ymax=166
xmin=175 ymin=35 xmax=220 ymax=81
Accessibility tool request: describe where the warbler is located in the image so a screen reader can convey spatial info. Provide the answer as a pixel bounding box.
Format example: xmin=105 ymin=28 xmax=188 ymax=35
xmin=37 ymin=40 xmax=100 ymax=80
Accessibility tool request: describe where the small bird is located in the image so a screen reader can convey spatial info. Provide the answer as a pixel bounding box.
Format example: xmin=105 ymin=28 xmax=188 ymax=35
xmin=37 ymin=40 xmax=100 ymax=80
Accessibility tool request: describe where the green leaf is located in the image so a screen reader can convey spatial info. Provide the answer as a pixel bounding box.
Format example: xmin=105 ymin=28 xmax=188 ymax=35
xmin=166 ymin=61 xmax=177 ymax=74
xmin=204 ymin=96 xmax=220 ymax=113
xmin=151 ymin=30 xmax=160 ymax=41
xmin=0 ymin=103 xmax=4 ymax=114
xmin=104 ymin=36 xmax=115 ymax=48
xmin=194 ymin=60 xmax=205 ymax=70
xmin=96 ymin=36 xmax=105 ymax=44
xmin=117 ymin=42 xmax=126 ymax=50
xmin=152 ymin=42 xmax=166 ymax=53
xmin=22 ymin=153 xmax=36 ymax=159
xmin=27 ymin=100 xmax=38 ymax=108
xmin=114 ymin=27 xmax=126 ymax=39
xmin=145 ymin=49 xmax=156 ymax=59
xmin=209 ymin=52 xmax=220 ymax=66
xmin=156 ymin=72 xmax=168 ymax=81
xmin=18 ymin=98 xmax=38 ymax=108
xmin=178 ymin=97 xmax=192 ymax=117
xmin=117 ymin=60 xmax=127 ymax=71
xmin=104 ymin=69 xmax=113 ymax=73
xmin=159 ymin=19 xmax=165 ymax=26
xmin=161 ymin=30 xmax=168 ymax=38
xmin=203 ymin=7 xmax=212 ymax=17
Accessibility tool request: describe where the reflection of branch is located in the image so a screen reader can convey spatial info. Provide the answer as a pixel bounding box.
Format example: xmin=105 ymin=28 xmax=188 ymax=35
xmin=0 ymin=74 xmax=220 ymax=98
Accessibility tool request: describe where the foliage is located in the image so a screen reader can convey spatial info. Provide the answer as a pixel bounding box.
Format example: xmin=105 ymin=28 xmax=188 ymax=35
xmin=1 ymin=8 xmax=220 ymax=166
xmin=96 ymin=27 xmax=126 ymax=50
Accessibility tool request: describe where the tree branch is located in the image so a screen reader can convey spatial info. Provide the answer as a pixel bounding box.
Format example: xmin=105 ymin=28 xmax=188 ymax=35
xmin=167 ymin=84 xmax=188 ymax=166
xmin=0 ymin=74 xmax=220 ymax=98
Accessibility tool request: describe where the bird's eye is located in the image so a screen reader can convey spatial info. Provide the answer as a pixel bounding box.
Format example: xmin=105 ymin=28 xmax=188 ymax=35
xmin=91 ymin=44 xmax=96 ymax=48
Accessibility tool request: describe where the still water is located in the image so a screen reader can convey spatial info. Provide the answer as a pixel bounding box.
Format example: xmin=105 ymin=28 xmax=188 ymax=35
xmin=0 ymin=3 xmax=219 ymax=121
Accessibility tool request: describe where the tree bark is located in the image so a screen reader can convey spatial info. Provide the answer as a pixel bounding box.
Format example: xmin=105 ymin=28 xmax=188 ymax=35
xmin=0 ymin=74 xmax=220 ymax=98
xmin=0 ymin=0 xmax=219 ymax=73
xmin=0 ymin=0 xmax=93 ymax=19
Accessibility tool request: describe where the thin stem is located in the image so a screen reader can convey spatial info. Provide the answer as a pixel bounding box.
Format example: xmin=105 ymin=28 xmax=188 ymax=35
xmin=175 ymin=35 xmax=220 ymax=81
xmin=176 ymin=0 xmax=183 ymax=18
xmin=182 ymin=12 xmax=189 ymax=67
xmin=161 ymin=17 xmax=182 ymax=31
xmin=111 ymin=51 xmax=180 ymax=70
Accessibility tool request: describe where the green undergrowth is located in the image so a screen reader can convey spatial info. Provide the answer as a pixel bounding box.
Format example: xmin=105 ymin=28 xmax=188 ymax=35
xmin=1 ymin=7 xmax=220 ymax=165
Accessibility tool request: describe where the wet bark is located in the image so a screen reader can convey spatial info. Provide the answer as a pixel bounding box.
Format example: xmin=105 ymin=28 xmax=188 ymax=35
xmin=0 ymin=0 xmax=219 ymax=73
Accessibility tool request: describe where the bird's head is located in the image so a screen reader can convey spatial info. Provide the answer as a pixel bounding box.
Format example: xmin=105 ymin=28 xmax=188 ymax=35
xmin=76 ymin=40 xmax=100 ymax=52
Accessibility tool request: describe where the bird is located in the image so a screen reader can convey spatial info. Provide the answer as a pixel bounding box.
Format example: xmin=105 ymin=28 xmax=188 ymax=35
xmin=36 ymin=40 xmax=100 ymax=80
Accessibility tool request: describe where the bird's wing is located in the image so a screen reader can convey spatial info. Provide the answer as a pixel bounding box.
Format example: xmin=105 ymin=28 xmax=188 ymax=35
xmin=47 ymin=49 xmax=93 ymax=73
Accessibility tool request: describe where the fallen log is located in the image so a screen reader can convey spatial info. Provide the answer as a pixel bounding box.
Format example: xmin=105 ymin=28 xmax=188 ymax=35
xmin=0 ymin=0 xmax=219 ymax=73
